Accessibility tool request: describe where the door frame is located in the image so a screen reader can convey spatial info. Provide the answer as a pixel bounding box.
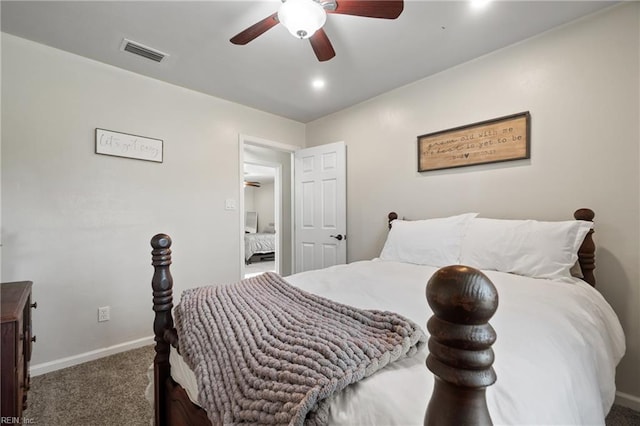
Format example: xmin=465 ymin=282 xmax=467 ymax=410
xmin=238 ymin=134 xmax=298 ymax=279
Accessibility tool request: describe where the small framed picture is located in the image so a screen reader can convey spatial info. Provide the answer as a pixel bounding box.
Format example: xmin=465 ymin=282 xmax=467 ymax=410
xmin=95 ymin=128 xmax=163 ymax=163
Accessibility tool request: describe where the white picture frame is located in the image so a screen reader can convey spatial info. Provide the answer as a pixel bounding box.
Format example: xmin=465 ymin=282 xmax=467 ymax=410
xmin=95 ymin=128 xmax=163 ymax=163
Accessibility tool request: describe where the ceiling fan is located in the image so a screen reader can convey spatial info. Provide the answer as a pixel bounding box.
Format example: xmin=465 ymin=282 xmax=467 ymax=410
xmin=230 ymin=0 xmax=404 ymax=62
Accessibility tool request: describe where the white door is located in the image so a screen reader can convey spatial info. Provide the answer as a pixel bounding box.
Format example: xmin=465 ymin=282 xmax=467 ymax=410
xmin=294 ymin=141 xmax=346 ymax=273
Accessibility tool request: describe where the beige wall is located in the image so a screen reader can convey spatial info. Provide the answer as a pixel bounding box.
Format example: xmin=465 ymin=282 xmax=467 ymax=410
xmin=1 ymin=33 xmax=305 ymax=366
xmin=244 ymin=185 xmax=256 ymax=213
xmin=244 ymin=183 xmax=276 ymax=231
xmin=255 ymin=183 xmax=275 ymax=233
xmin=307 ymin=3 xmax=640 ymax=404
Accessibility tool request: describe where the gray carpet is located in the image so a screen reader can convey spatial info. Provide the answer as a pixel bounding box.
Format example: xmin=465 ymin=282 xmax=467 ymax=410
xmin=23 ymin=345 xmax=154 ymax=426
xmin=22 ymin=344 xmax=640 ymax=425
xmin=607 ymin=405 xmax=640 ymax=426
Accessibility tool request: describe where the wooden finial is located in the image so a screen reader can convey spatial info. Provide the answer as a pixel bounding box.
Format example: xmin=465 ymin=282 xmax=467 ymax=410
xmin=574 ymin=208 xmax=596 ymax=287
xmin=151 ymin=233 xmax=174 ymax=322
xmin=424 ymin=265 xmax=499 ymax=426
xmin=151 ymin=233 xmax=174 ymax=426
xmin=388 ymin=212 xmax=398 ymax=229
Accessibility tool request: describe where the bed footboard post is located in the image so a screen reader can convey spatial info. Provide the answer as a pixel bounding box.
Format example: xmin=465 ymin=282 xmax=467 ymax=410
xmin=151 ymin=234 xmax=174 ymax=426
xmin=424 ymin=265 xmax=498 ymax=426
xmin=574 ymin=208 xmax=596 ymax=287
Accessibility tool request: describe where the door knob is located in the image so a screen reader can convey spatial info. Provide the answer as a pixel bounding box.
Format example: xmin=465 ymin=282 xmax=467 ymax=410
xmin=330 ymin=234 xmax=345 ymax=241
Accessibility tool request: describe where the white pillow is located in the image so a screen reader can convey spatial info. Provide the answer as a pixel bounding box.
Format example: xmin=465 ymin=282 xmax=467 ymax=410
xmin=460 ymin=218 xmax=593 ymax=281
xmin=380 ymin=213 xmax=477 ymax=267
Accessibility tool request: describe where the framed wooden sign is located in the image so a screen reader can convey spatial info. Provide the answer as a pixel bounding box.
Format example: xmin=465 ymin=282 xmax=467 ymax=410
xmin=418 ymin=112 xmax=530 ymax=172
xmin=95 ymin=128 xmax=163 ymax=163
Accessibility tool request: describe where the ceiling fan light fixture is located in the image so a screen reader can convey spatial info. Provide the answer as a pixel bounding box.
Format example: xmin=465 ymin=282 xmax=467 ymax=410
xmin=278 ymin=0 xmax=327 ymax=39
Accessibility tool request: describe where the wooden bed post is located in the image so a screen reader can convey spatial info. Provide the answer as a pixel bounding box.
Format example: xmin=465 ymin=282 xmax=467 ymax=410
xmin=574 ymin=208 xmax=596 ymax=287
xmin=151 ymin=234 xmax=174 ymax=426
xmin=424 ymin=265 xmax=499 ymax=426
xmin=388 ymin=212 xmax=398 ymax=229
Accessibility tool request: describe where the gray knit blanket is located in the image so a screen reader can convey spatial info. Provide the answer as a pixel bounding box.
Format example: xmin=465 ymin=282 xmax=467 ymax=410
xmin=174 ymin=272 xmax=426 ymax=425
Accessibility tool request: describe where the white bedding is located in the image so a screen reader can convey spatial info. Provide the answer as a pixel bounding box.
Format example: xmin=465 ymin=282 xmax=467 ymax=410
xmin=244 ymin=232 xmax=276 ymax=261
xmin=169 ymin=259 xmax=625 ymax=425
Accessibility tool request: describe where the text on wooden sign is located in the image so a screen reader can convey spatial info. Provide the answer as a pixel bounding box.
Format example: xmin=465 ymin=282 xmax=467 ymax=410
xmin=418 ymin=112 xmax=530 ymax=172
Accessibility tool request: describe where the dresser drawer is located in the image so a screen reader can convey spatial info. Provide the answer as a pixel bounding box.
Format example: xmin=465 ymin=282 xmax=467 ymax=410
xmin=1 ymin=281 xmax=34 ymax=419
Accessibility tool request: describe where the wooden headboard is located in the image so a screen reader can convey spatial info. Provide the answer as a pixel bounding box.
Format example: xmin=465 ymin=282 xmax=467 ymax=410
xmin=387 ymin=208 xmax=596 ymax=287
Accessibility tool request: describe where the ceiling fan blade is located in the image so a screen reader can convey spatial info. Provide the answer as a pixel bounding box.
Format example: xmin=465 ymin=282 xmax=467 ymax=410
xmin=329 ymin=0 xmax=403 ymax=19
xmin=230 ymin=13 xmax=279 ymax=45
xmin=309 ymin=29 xmax=336 ymax=62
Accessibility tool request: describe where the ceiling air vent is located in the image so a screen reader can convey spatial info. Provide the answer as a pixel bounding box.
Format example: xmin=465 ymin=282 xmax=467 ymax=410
xmin=120 ymin=38 xmax=168 ymax=63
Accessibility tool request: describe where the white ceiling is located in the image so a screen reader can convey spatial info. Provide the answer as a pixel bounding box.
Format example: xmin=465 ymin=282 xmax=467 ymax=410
xmin=1 ymin=1 xmax=616 ymax=123
xmin=244 ymin=163 xmax=276 ymax=184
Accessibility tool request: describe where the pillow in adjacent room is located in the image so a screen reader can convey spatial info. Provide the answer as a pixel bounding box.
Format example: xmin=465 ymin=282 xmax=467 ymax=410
xmin=380 ymin=213 xmax=477 ymax=267
xmin=459 ymin=217 xmax=593 ymax=281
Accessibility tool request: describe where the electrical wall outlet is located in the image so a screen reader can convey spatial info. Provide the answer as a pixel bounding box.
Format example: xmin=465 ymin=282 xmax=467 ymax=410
xmin=98 ymin=306 xmax=110 ymax=322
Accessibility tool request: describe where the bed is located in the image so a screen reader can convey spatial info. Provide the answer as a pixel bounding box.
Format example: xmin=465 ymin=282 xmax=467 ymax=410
xmin=244 ymin=232 xmax=276 ymax=263
xmin=149 ymin=208 xmax=625 ymax=426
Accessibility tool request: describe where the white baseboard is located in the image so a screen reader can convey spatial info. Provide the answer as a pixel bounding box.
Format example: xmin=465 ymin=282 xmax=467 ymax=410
xmin=30 ymin=336 xmax=154 ymax=377
xmin=615 ymin=391 xmax=640 ymax=412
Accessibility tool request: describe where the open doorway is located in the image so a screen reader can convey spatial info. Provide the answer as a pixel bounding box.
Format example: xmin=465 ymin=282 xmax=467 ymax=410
xmin=239 ymin=135 xmax=297 ymax=278
xmin=243 ymin=162 xmax=279 ymax=278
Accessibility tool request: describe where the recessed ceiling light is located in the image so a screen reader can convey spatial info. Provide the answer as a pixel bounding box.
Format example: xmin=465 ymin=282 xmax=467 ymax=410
xmin=312 ymin=78 xmax=326 ymax=90
xmin=471 ymin=0 xmax=491 ymax=10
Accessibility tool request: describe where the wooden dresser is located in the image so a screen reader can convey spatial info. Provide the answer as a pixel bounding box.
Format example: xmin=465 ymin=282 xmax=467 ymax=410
xmin=1 ymin=281 xmax=36 ymax=420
